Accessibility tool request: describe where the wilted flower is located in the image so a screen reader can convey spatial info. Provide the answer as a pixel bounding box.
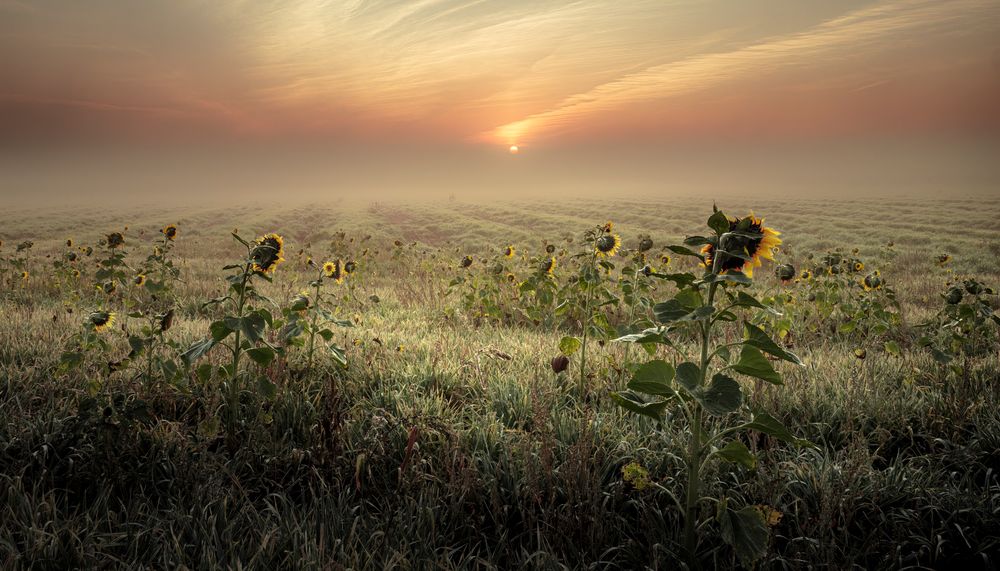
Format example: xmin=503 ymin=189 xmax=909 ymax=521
xmin=545 ymin=244 xmax=556 ymax=254
xmin=638 ymin=236 xmax=653 ymax=252
xmin=775 ymin=264 xmax=795 ymax=283
xmin=551 ymin=355 xmax=569 ymax=373
xmin=945 ymin=287 xmax=963 ymax=305
xmin=460 ymin=255 xmax=473 ymax=268
xmin=106 ymin=232 xmax=125 ymax=249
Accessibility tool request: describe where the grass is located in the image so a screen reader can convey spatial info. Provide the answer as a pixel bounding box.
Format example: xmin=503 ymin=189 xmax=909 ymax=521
xmin=1 ymin=194 xmax=999 ymax=569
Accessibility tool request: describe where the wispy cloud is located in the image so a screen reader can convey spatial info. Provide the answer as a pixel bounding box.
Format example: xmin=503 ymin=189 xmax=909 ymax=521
xmin=484 ymin=0 xmax=1000 ymax=144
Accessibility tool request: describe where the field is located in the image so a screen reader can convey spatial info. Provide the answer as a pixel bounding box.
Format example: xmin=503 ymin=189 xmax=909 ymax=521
xmin=2 ymin=194 xmax=1000 ymax=569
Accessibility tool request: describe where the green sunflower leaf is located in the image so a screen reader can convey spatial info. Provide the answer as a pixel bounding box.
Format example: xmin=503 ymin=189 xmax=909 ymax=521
xmin=733 ymin=345 xmax=782 ymax=384
xmin=627 ymin=360 xmax=675 ymax=396
xmin=611 ymin=391 xmax=669 ymax=422
xmin=719 ymin=504 xmax=769 ymax=566
xmin=713 ymin=440 xmax=757 ymax=470
xmin=743 ymin=322 xmax=803 ymax=366
xmin=699 ymin=373 xmax=743 ymax=416
xmin=675 ymin=361 xmax=701 ymax=392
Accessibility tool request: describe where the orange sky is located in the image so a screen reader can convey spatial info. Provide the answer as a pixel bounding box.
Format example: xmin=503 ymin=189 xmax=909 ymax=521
xmin=2 ymin=0 xmax=999 ymax=148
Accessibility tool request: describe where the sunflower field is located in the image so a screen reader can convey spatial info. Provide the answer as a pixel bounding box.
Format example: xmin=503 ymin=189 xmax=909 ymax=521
xmin=1 ymin=195 xmax=999 ymax=569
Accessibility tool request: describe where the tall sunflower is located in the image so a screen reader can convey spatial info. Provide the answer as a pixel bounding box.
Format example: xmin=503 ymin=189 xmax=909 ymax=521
xmin=325 ymin=259 xmax=345 ymax=284
xmin=250 ymin=233 xmax=285 ymax=274
xmin=700 ymin=213 xmax=781 ymax=278
xmin=106 ymin=232 xmax=125 ymax=249
xmin=595 ymin=234 xmax=621 ymax=257
xmin=162 ymin=224 xmax=178 ymax=241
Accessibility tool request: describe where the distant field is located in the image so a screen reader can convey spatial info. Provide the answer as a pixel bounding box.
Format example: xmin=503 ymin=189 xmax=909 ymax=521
xmin=2 ymin=194 xmax=999 ymax=569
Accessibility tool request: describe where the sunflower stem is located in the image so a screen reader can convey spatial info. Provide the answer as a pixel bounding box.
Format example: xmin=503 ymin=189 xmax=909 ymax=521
xmin=578 ymin=250 xmax=598 ymax=398
xmin=306 ymin=272 xmax=322 ymax=371
xmin=228 ymin=261 xmax=251 ymax=436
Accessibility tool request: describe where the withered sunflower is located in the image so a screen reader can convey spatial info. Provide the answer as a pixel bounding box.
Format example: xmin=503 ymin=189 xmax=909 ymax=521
xmin=460 ymin=255 xmax=473 ymax=268
xmin=862 ymin=271 xmax=883 ymax=291
xmin=700 ymin=213 xmax=781 ymax=278
xmin=251 ymin=233 xmax=285 ymax=274
xmin=106 ymin=232 xmax=125 ymax=249
xmin=344 ymin=260 xmax=357 ymax=274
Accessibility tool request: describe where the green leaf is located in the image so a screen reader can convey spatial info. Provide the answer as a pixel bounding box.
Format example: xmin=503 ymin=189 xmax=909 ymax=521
xmin=743 ymin=322 xmax=803 ymax=366
xmin=559 ymin=336 xmax=582 ymax=356
xmin=627 ymin=360 xmax=675 ymax=396
xmin=699 ymin=373 xmax=743 ymax=416
xmin=675 ymin=361 xmax=701 ymax=392
xmin=683 ymin=235 xmax=712 ymax=247
xmin=884 ymin=340 xmax=901 ymax=356
xmin=732 ymin=345 xmax=782 ymax=384
xmin=240 ymin=312 xmax=267 ymax=343
xmin=708 ymin=210 xmax=731 ymax=236
xmin=246 ymin=347 xmax=275 ymax=367
xmin=318 ymin=328 xmax=335 ymax=341
xmin=210 ymin=320 xmax=234 ymax=342
xmin=610 ymin=391 xmax=669 ymax=421
xmin=667 ymin=245 xmax=705 ymax=261
xmin=328 ymin=344 xmax=348 ymax=366
xmin=257 ymin=375 xmax=277 ymax=399
xmin=713 ymin=440 xmax=757 ymax=470
xmin=196 ymin=363 xmax=214 ymax=382
xmin=181 ymin=337 xmax=216 ymax=366
xmin=127 ymin=335 xmax=146 ymax=355
xmin=653 ymin=300 xmax=689 ymax=323
xmin=718 ymin=504 xmax=769 ymax=566
xmin=707 ymin=271 xmax=752 ymax=285
xmin=743 ymin=412 xmax=814 ymax=448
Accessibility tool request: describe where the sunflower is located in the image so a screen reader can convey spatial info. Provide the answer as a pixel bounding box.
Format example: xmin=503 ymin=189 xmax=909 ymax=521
xmin=71 ymin=269 xmax=81 ymax=278
xmin=344 ymin=260 xmax=357 ymax=274
xmin=936 ymin=254 xmax=951 ymax=266
xmin=595 ymin=234 xmax=621 ymax=257
xmin=852 ymin=261 xmax=864 ymax=273
xmin=66 ymin=239 xmax=73 ymax=248
xmin=505 ymin=272 xmax=516 ymax=283
xmin=545 ymin=244 xmax=556 ymax=254
xmin=325 ymin=259 xmax=345 ymax=284
xmin=89 ymin=311 xmax=116 ymax=333
xmin=540 ymin=256 xmax=556 ymax=275
xmin=106 ymin=232 xmax=125 ymax=249
xmin=504 ymin=245 xmax=515 ymax=258
xmin=134 ymin=274 xmax=146 ymax=287
xmin=660 ymin=254 xmax=671 ymax=265
xmin=250 ymin=233 xmax=285 ymax=274
xmin=862 ymin=271 xmax=883 ymax=291
xmin=700 ymin=213 xmax=781 ymax=278
xmin=20 ymin=270 xmax=29 ymax=281
xmin=800 ymin=269 xmax=813 ymax=281
xmin=638 ymin=236 xmax=653 ymax=252
xmin=460 ymin=255 xmax=473 ymax=268
xmin=775 ymin=263 xmax=795 ymax=283
xmin=162 ymin=224 xmax=178 ymax=241
xmin=601 ymin=221 xmax=614 ymax=233
xmin=103 ymin=281 xmax=117 ymax=295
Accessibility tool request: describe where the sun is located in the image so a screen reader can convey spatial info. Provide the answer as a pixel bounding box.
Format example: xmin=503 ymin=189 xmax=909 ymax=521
xmin=508 ymin=145 xmax=519 ymax=154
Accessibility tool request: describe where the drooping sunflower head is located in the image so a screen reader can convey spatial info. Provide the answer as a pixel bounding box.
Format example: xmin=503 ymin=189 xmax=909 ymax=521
xmin=701 ymin=213 xmax=781 ymax=278
xmin=862 ymin=271 xmax=883 ymax=291
xmin=852 ymin=261 xmax=864 ymax=273
xmin=162 ymin=224 xmax=178 ymax=241
xmin=344 ymin=260 xmax=357 ymax=275
xmin=775 ymin=263 xmax=795 ymax=283
xmin=800 ymin=269 xmax=813 ymax=281
xmin=66 ymin=239 xmax=73 ymax=248
xmin=504 ymin=245 xmax=515 ymax=258
xmin=102 ymin=281 xmax=117 ymax=295
xmin=325 ymin=259 xmax=345 ymax=283
xmin=106 ymin=232 xmax=125 ymax=249
xmin=65 ymin=251 xmax=77 ymax=262
xmin=460 ymin=255 xmax=473 ymax=268
xmin=540 ymin=256 xmax=556 ymax=275
xmin=638 ymin=236 xmax=653 ymax=252
xmin=250 ymin=233 xmax=285 ymax=274
xmin=595 ymin=234 xmax=621 ymax=257
xmin=89 ymin=311 xmax=116 ymax=333
xmin=134 ymin=274 xmax=146 ymax=287
xmin=601 ymin=221 xmax=614 ymax=233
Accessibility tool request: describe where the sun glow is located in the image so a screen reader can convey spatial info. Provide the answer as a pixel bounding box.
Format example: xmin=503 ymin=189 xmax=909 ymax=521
xmin=509 ymin=145 xmax=519 ymax=154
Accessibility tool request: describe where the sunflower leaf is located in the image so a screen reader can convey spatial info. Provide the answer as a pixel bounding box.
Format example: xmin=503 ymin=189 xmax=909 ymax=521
xmin=667 ymin=245 xmax=705 ymax=261
xmin=713 ymin=440 xmax=757 ymax=470
xmin=732 ymin=345 xmax=782 ymax=384
xmin=743 ymin=322 xmax=803 ymax=366
xmin=611 ymin=391 xmax=669 ymax=421
xmin=708 ymin=210 xmax=731 ymax=236
xmin=627 ymin=360 xmax=675 ymax=396
xmin=698 ymin=373 xmax=743 ymax=416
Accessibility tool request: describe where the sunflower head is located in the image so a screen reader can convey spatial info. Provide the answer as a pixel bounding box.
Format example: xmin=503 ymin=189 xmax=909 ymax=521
xmin=800 ymin=269 xmax=813 ymax=281
xmin=162 ymin=224 xmax=178 ymax=241
xmin=504 ymin=245 xmax=515 ymax=258
xmin=460 ymin=255 xmax=473 ymax=268
xmin=595 ymin=234 xmax=621 ymax=257
xmin=506 ymin=272 xmax=516 ymax=283
xmin=852 ymin=261 xmax=864 ymax=273
xmin=324 ymin=259 xmax=345 ymax=283
xmin=854 ymin=348 xmax=867 ymax=360
xmin=660 ymin=254 xmax=671 ymax=265
xmin=71 ymin=269 xmax=81 ymax=278
xmin=641 ymin=264 xmax=653 ymax=277
xmin=638 ymin=236 xmax=653 ymax=252
xmin=601 ymin=221 xmax=614 ymax=233
xmin=65 ymin=251 xmax=77 ymax=262
xmin=66 ymin=239 xmax=73 ymax=248
xmin=701 ymin=212 xmax=781 ymax=278
xmin=106 ymin=232 xmax=125 ymax=249
xmin=102 ymin=281 xmax=117 ymax=295
xmin=862 ymin=271 xmax=883 ymax=291
xmin=936 ymin=254 xmax=951 ymax=266
xmin=344 ymin=260 xmax=357 ymax=274
xmin=545 ymin=244 xmax=556 ymax=254
xmin=540 ymin=256 xmax=556 ymax=275
xmin=134 ymin=274 xmax=146 ymax=287
xmin=291 ymin=292 xmax=311 ymax=311
xmin=775 ymin=263 xmax=795 ymax=283
xmin=20 ymin=270 xmax=29 ymax=281
xmin=250 ymin=233 xmax=285 ymax=274
xmin=945 ymin=287 xmax=963 ymax=305
xmin=964 ymin=279 xmax=984 ymax=296
xmin=89 ymin=311 xmax=116 ymax=333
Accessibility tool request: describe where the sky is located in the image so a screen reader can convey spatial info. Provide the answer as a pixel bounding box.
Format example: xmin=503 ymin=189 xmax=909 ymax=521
xmin=1 ymin=0 xmax=999 ymax=202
